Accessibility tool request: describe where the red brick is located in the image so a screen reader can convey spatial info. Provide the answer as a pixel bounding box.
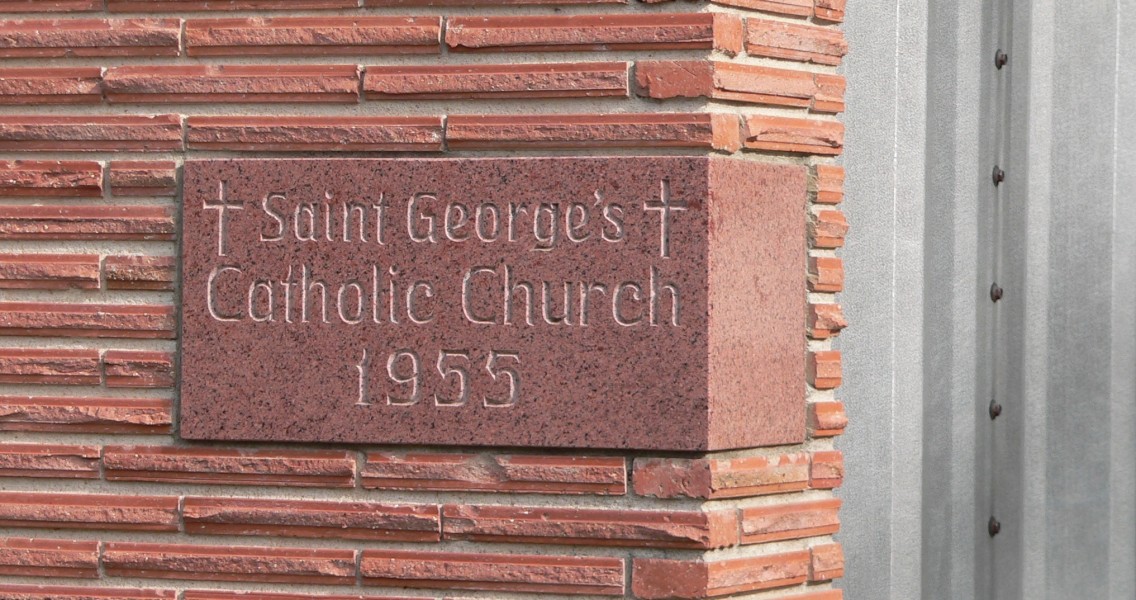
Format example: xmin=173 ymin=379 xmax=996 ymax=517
xmin=631 ymin=559 xmax=706 ymax=599
xmin=104 ymin=256 xmax=176 ymax=291
xmin=0 ymin=206 xmax=176 ymax=241
xmin=810 ymin=543 xmax=845 ymax=581
xmin=110 ymin=0 xmax=356 ymax=10
xmin=811 ymin=210 xmax=847 ymax=249
xmin=0 ymin=254 xmax=100 ymax=290
xmin=0 ymin=444 xmax=99 ymax=479
xmin=0 ymin=538 xmax=98 ymax=579
xmin=361 ymin=549 xmax=624 ymax=595
xmin=0 ymin=19 xmax=180 ymax=58
xmin=809 ymin=303 xmax=847 ymax=339
xmin=631 ymin=457 xmax=712 ymax=499
xmin=183 ymin=593 xmax=417 ymax=600
xmin=707 ymin=552 xmax=811 ymax=593
xmin=362 ymin=452 xmax=625 ymax=495
xmin=745 ymin=19 xmax=847 ymax=65
xmin=0 ymin=161 xmax=102 ymax=197
xmin=370 ymin=0 xmax=622 ymax=4
xmin=108 ymin=161 xmax=177 ymax=197
xmin=0 ymin=68 xmax=101 ymax=105
xmin=0 ymin=396 xmax=171 ymax=434
xmin=809 ymin=401 xmax=848 ymax=437
xmin=781 ymin=592 xmax=843 ymax=600
xmin=183 ymin=497 xmax=440 ymax=542
xmin=814 ymin=73 xmax=846 ymax=113
xmin=104 ymin=446 xmax=356 ymax=488
xmin=713 ymin=13 xmax=744 ymax=55
xmin=0 ymin=303 xmax=175 ymax=339
xmin=447 ymin=113 xmax=741 ymax=151
xmin=0 ymin=1 xmax=100 ymax=10
xmin=0 ymin=585 xmax=174 ymax=600
xmin=813 ymin=164 xmax=844 ymax=204
xmin=187 ymin=116 xmax=444 ymax=152
xmin=443 ymin=505 xmax=737 ymax=549
xmin=447 ymin=14 xmax=742 ymax=55
xmin=740 ymin=499 xmax=841 ymax=544
xmin=635 ymin=60 xmax=817 ymax=109
xmin=186 ymin=16 xmax=441 ymax=56
xmin=103 ymin=350 xmax=175 ymax=388
xmin=704 ymin=454 xmax=814 ymax=498
xmin=744 ymin=115 xmax=844 ymax=155
xmin=815 ymin=0 xmax=846 ymax=22
xmin=810 ymin=450 xmax=844 ymax=489
xmin=105 ymin=65 xmax=361 ymax=104
xmin=365 ymin=62 xmax=628 ymax=100
xmin=0 ymin=349 xmax=100 ymax=386
xmin=0 ymin=115 xmax=183 ymax=152
xmin=633 ymin=453 xmax=810 ymax=499
xmin=632 ymin=551 xmax=810 ymax=598
xmin=809 ymin=256 xmax=844 ymax=293
xmin=633 ymin=60 xmax=713 ymax=99
xmin=711 ymin=0 xmax=811 ymax=16
xmin=103 ymin=542 xmax=356 ymax=585
xmin=808 ymin=350 xmax=842 ymax=389
xmin=0 ymin=492 xmax=178 ymax=532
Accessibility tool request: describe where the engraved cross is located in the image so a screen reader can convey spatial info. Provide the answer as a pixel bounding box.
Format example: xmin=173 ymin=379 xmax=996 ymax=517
xmin=204 ymin=180 xmax=243 ymax=257
xmin=643 ymin=179 xmax=686 ymax=258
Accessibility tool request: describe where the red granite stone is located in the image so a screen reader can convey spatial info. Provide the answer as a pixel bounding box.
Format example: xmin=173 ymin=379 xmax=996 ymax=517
xmin=180 ymin=157 xmax=804 ymax=451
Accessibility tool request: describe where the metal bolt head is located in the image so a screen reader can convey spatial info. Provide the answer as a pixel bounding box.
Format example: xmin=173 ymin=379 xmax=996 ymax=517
xmin=993 ymin=165 xmax=1005 ymax=186
xmin=990 ymin=283 xmax=1004 ymax=302
xmin=995 ymin=50 xmax=1009 ymax=69
xmin=989 ymin=400 xmax=1003 ymax=420
xmin=989 ymin=517 xmax=1002 ymax=537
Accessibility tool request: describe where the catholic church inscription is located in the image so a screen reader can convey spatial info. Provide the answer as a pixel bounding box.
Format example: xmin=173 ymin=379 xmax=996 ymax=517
xmin=180 ymin=158 xmax=806 ymax=450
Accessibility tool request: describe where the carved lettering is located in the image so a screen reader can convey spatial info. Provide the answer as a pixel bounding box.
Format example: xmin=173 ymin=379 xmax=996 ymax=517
xmin=541 ymin=281 xmax=571 ymax=325
xmin=579 ymin=282 xmax=607 ymax=326
xmin=463 ymin=267 xmax=497 ymax=325
xmin=649 ymin=266 xmax=681 ymax=326
xmin=566 ymin=202 xmax=590 ymax=243
xmin=196 ymin=172 xmax=694 ymax=422
xmin=204 ymin=181 xmax=243 ymax=257
xmin=337 ymin=281 xmax=365 ymax=324
xmin=485 ymin=351 xmax=521 ymax=407
xmin=533 ymin=203 xmax=560 ymax=251
xmin=343 ymin=202 xmax=370 ymax=243
xmin=602 ymin=203 xmax=625 ymax=242
xmin=207 ymin=266 xmax=243 ymax=321
xmin=407 ymin=281 xmax=436 ymax=325
xmin=444 ymin=202 xmax=471 ymax=242
xmin=643 ymin=180 xmax=686 ymax=258
xmin=507 ymin=202 xmax=528 ymax=242
xmin=261 ymin=193 xmax=286 ymax=242
xmin=248 ymin=280 xmax=274 ymax=322
xmin=355 ymin=348 xmax=527 ymax=410
xmin=356 ymin=349 xmax=372 ymax=406
xmin=614 ymin=282 xmax=645 ymax=326
xmin=386 ymin=349 xmax=421 ymax=406
xmin=435 ymin=350 xmax=471 ymax=406
xmin=408 ymin=193 xmax=437 ymax=243
xmin=475 ymin=203 xmax=500 ymax=242
xmin=295 ymin=203 xmax=319 ymax=241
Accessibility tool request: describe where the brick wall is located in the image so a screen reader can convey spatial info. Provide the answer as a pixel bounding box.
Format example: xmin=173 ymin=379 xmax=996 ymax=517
xmin=0 ymin=1 xmax=847 ymax=598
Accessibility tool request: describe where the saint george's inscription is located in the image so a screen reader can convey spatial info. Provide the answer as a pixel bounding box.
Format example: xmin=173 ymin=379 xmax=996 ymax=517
xmin=202 ymin=177 xmax=684 ymax=410
xmin=180 ymin=158 xmax=804 ymax=450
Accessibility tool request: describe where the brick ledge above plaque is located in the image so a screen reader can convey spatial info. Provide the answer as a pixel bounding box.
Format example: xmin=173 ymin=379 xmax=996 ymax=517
xmin=180 ymin=157 xmax=804 ymax=451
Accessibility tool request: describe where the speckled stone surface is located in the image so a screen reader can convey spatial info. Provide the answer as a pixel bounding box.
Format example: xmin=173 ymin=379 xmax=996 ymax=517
xmin=180 ymin=157 xmax=804 ymax=451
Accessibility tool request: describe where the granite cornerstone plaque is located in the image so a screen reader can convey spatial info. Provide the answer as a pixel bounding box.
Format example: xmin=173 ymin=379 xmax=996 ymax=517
xmin=180 ymin=157 xmax=804 ymax=450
